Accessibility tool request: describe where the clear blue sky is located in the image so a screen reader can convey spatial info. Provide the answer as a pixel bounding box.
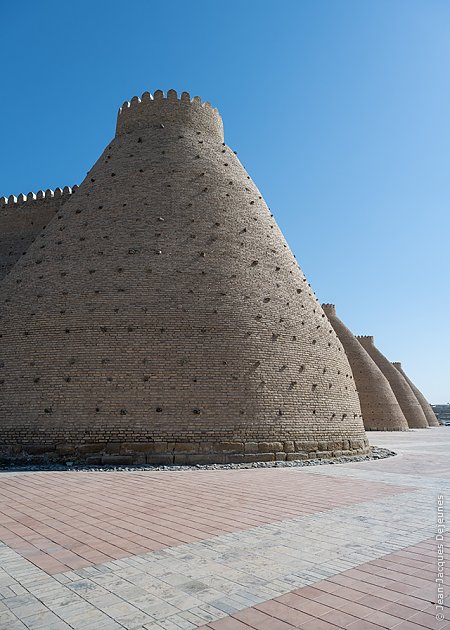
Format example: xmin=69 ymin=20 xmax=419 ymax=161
xmin=2 ymin=0 xmax=449 ymax=402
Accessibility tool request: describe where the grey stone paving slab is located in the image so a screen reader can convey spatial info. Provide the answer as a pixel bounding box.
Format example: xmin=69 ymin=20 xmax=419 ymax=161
xmin=0 ymin=432 xmax=448 ymax=628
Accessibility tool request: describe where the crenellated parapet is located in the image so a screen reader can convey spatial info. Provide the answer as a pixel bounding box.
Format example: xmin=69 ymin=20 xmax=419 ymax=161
xmin=322 ymin=303 xmax=336 ymax=315
xmin=115 ymin=89 xmax=224 ymax=141
xmin=0 ymin=185 xmax=78 ymax=282
xmin=356 ymin=335 xmax=374 ymax=343
xmin=1 ymin=185 xmax=77 ymax=210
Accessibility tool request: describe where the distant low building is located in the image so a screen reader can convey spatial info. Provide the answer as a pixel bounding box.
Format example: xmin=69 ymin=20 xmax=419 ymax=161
xmin=431 ymin=404 xmax=450 ymax=425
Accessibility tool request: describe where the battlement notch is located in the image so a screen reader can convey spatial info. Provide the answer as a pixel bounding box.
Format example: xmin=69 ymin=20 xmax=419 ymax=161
xmin=1 ymin=185 xmax=78 ymax=210
xmin=115 ymin=89 xmax=224 ymax=141
xmin=322 ymin=303 xmax=336 ymax=315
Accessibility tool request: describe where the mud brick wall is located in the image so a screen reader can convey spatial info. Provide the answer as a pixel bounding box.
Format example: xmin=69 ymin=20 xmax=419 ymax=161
xmin=357 ymin=336 xmax=428 ymax=429
xmin=0 ymin=188 xmax=77 ymax=283
xmin=322 ymin=304 xmax=408 ymax=431
xmin=392 ymin=362 xmax=439 ymax=427
xmin=0 ymin=90 xmax=368 ymax=464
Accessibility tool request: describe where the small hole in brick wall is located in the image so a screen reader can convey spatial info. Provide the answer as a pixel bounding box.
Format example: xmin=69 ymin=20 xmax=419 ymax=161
xmin=96 ymin=407 xmax=100 ymax=412
xmin=193 ymin=408 xmax=201 ymax=414
xmin=272 ymin=333 xmax=279 ymax=341
xmin=137 ymin=137 xmax=142 ymax=143
xmin=120 ymin=409 xmax=127 ymax=415
xmin=312 ymin=339 xmax=317 ymax=344
xmin=251 ymin=260 xmax=258 ymax=266
xmin=111 ymin=173 xmax=115 ymax=177
xmin=139 ymin=169 xmax=144 ymax=173
xmin=312 ymin=409 xmax=316 ymax=415
xmin=278 ymin=409 xmax=283 ymax=416
xmin=91 ymin=178 xmax=95 ymax=182
xmin=65 ymin=377 xmax=71 ymax=383
xmin=98 ymin=206 xmax=103 ymax=209
xmin=44 ymin=408 xmax=52 ymax=414
xmin=34 ymin=377 xmax=40 ymax=383
xmin=156 ymin=407 xmax=163 ymax=412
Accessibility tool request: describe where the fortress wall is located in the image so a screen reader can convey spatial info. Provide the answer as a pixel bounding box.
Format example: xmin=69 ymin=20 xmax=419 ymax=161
xmin=392 ymin=362 xmax=440 ymax=427
xmin=0 ymin=90 xmax=368 ymax=465
xmin=322 ymin=304 xmax=408 ymax=431
xmin=356 ymin=336 xmax=428 ymax=429
xmin=0 ymin=187 xmax=77 ymax=282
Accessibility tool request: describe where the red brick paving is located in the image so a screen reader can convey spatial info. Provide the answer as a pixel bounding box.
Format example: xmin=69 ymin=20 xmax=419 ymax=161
xmin=0 ymin=468 xmax=413 ymax=574
xmin=200 ymin=535 xmax=450 ymax=629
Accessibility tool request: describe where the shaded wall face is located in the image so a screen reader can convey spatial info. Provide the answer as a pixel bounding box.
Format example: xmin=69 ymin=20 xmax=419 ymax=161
xmin=0 ymin=194 xmax=73 ymax=282
xmin=392 ymin=363 xmax=440 ymax=427
xmin=357 ymin=337 xmax=428 ymax=429
xmin=0 ymin=95 xmax=368 ymax=464
xmin=0 ymin=186 xmax=78 ymax=284
xmin=322 ymin=306 xmax=408 ymax=431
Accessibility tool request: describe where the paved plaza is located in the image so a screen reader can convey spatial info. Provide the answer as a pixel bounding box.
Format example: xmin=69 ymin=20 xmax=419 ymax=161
xmin=0 ymin=429 xmax=448 ymax=629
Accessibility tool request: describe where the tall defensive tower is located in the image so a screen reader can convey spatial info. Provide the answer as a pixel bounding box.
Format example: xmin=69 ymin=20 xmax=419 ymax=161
xmin=0 ymin=90 xmax=368 ymax=464
xmin=322 ymin=305 xmax=408 ymax=431
xmin=392 ymin=362 xmax=439 ymax=427
xmin=356 ymin=336 xmax=428 ymax=429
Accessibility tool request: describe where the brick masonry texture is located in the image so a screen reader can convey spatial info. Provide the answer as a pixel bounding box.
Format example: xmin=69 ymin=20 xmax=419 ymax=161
xmin=322 ymin=304 xmax=408 ymax=431
xmin=0 ymin=187 xmax=77 ymax=282
xmin=393 ymin=362 xmax=440 ymax=427
xmin=0 ymin=89 xmax=368 ymax=464
xmin=356 ymin=336 xmax=429 ymax=429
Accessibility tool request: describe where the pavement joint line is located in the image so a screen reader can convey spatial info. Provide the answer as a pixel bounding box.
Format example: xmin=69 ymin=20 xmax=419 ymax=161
xmin=0 ymin=430 xmax=448 ymax=628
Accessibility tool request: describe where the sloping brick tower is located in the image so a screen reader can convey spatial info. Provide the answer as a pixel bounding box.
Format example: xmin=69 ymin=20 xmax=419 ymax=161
xmin=0 ymin=188 xmax=77 ymax=283
xmin=0 ymin=90 xmax=368 ymax=464
xmin=356 ymin=336 xmax=428 ymax=429
xmin=392 ymin=362 xmax=439 ymax=427
xmin=322 ymin=305 xmax=408 ymax=431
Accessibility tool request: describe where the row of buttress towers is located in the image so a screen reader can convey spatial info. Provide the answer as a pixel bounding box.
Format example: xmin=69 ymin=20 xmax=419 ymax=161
xmin=0 ymin=89 xmax=439 ymax=466
xmin=322 ymin=304 xmax=438 ymax=430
